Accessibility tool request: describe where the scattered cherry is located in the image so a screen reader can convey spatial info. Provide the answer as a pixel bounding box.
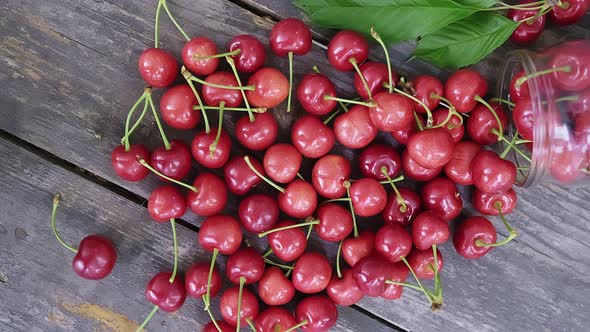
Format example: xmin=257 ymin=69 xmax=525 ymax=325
xmin=507 ymin=1 xmax=546 ymax=45
xmin=145 ymin=272 xmax=186 ymax=312
xmin=246 ymin=67 xmax=290 ymax=108
xmin=312 ymin=154 xmax=351 ymax=199
xmin=198 ymin=215 xmax=243 ymax=255
xmin=264 ymin=143 xmax=302 ymax=184
xmin=226 ymin=247 xmax=265 ymax=285
xmin=359 ymin=144 xmax=401 ymax=180
xmin=407 ymin=127 xmax=455 ymax=169
xmin=354 ymin=61 xmax=391 ymax=99
xmin=407 ymin=247 xmax=443 ymax=280
xmin=381 ymin=262 xmax=409 ymax=300
xmin=292 ymin=252 xmax=332 ymax=294
xmin=186 ymin=172 xmax=228 ymax=217
xmin=334 ymin=105 xmax=378 ymax=149
xmin=369 ymin=92 xmax=414 ymax=131
xmin=291 ymin=115 xmax=336 ymax=158
xmin=432 ymin=107 xmax=464 ymax=143
xmin=454 ymin=216 xmax=498 ymax=259
xmin=236 ymin=112 xmax=278 ymax=151
xmin=471 ymin=150 xmax=517 ymax=194
xmin=147 ymin=185 xmax=186 ymax=222
xmin=228 ymin=34 xmax=266 ymax=73
xmin=111 ymin=144 xmax=150 ymax=182
xmin=412 ymin=75 xmax=443 ymax=113
xmin=421 ymin=177 xmax=463 ymax=221
xmin=185 ymin=262 xmax=222 ymax=299
xmin=238 ymin=193 xmax=279 ymax=234
xmin=315 ymin=203 xmax=353 ymax=242
xmin=342 ymin=231 xmax=376 ymax=267
xmin=224 ymin=155 xmax=264 ymax=195
xmin=509 ymin=71 xmax=530 ymax=102
xmin=255 ymin=307 xmax=297 ymax=332
xmin=150 ymin=140 xmax=192 ymax=181
xmin=392 ymin=114 xmax=425 ymax=145
xmin=191 ymin=128 xmax=232 ymax=169
xmin=295 ymin=296 xmax=338 ymax=332
xmin=327 ymin=30 xmax=369 ymax=72
xmin=443 ymin=140 xmax=482 ymax=185
xmin=467 ymin=101 xmax=509 ymax=145
xmin=375 ymin=224 xmax=412 ymax=263
xmin=257 ymin=266 xmax=296 ymax=306
xmin=160 ymin=84 xmax=200 ymax=130
xmin=267 ymin=220 xmax=308 ymax=262
xmin=349 ymin=178 xmax=387 ymax=217
xmin=219 ymin=286 xmax=259 ymax=327
xmin=182 ymin=36 xmax=219 ymax=76
xmin=401 ymin=149 xmax=443 ymax=182
xmin=138 ymin=48 xmax=178 ymax=88
xmin=411 ymin=211 xmax=450 ymax=250
xmin=444 ymin=69 xmax=488 ymax=113
xmin=352 ymin=255 xmax=392 ymax=297
xmin=382 ymin=188 xmax=422 ymax=227
xmin=473 ymin=188 xmax=518 ymax=216
xmin=297 ymin=73 xmax=337 ymax=116
xmin=278 ymin=179 xmax=318 ymax=218
xmin=201 ymin=71 xmax=243 ymax=107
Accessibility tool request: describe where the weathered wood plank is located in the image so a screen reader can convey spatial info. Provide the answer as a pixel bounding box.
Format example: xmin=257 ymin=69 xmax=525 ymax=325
xmin=0 ymin=138 xmax=393 ymax=331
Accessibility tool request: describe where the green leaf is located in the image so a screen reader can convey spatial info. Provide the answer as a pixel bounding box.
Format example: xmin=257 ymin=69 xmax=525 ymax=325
xmin=307 ymin=0 xmax=478 ymax=43
xmin=451 ymin=0 xmax=497 ymax=8
xmin=413 ymin=13 xmax=519 ymax=69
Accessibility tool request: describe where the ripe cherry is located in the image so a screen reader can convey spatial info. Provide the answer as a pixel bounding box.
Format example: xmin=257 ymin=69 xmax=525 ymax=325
xmin=444 ymin=69 xmax=488 ymax=113
xmin=264 ymin=143 xmax=302 ymax=184
xmin=359 ymin=144 xmax=401 ymax=180
xmin=203 ymin=321 xmax=233 ymax=332
xmin=342 ymin=231 xmax=376 ymax=267
xmin=150 ymin=140 xmax=192 ymax=181
xmin=186 ymin=172 xmax=228 ymax=217
xmin=407 ymin=247 xmax=443 ymax=279
xmin=182 ymin=36 xmax=219 ymax=76
xmin=392 ymin=114 xmax=425 ymax=145
xmin=453 ymin=216 xmax=498 ymax=259
xmin=327 ymin=30 xmax=369 ymax=72
xmin=369 ymin=92 xmax=414 ymax=131
xmin=312 ymin=154 xmax=350 ymax=199
xmin=471 ymin=150 xmax=516 ymax=194
xmin=381 ymin=262 xmax=409 ymax=300
xmin=228 ymin=34 xmax=266 ymax=73
xmin=292 ymin=115 xmax=336 ymax=158
xmin=326 ymin=268 xmax=364 ymax=306
xmin=401 ymin=149 xmax=442 ymax=181
xmin=111 ymin=144 xmax=150 ymax=182
xmin=226 ymin=247 xmax=265 ymax=285
xmin=160 ymin=85 xmax=200 ymax=130
xmin=473 ymin=188 xmax=518 ymax=216
xmin=407 ymin=128 xmax=455 ymax=169
xmin=147 ymin=185 xmax=186 ymax=222
xmin=276 ymin=180 xmax=318 ymax=218
xmin=510 ymin=71 xmax=530 ymax=102
xmin=375 ymin=224 xmax=412 ymax=263
xmin=421 ymin=177 xmax=463 ymax=221
xmin=412 ymin=75 xmax=443 ymax=113
xmin=568 ymin=88 xmax=590 ymax=117
xmin=382 ymin=188 xmax=422 ymax=227
xmin=202 ymin=71 xmax=243 ymax=107
xmin=467 ymin=101 xmax=509 ymax=145
xmin=550 ymin=0 xmax=590 ymax=26
xmin=191 ymin=128 xmax=232 ymax=169
xmin=236 ymin=112 xmax=278 ymax=151
xmin=246 ymin=67 xmax=290 ymax=108
xmin=412 ymin=211 xmax=450 ymax=250
xmin=315 ymin=203 xmax=353 ymax=242
xmin=550 ymin=138 xmax=586 ymax=183
xmin=350 ymin=178 xmax=387 ymax=217
xmin=145 ymin=272 xmax=186 ymax=312
xmin=267 ymin=220 xmax=308 ymax=262
xmin=238 ymin=194 xmax=279 ymax=234
xmin=224 ymin=155 xmax=263 ymax=195
xmin=138 ymin=48 xmax=178 ymax=88
xmin=185 ymin=262 xmax=222 ymax=299
xmin=443 ymin=140 xmax=482 ymax=185
xmin=432 ymin=107 xmax=464 ymax=143
xmin=352 ymin=255 xmax=392 ymax=297
xmin=295 ymin=296 xmax=338 ymax=332
xmin=550 ymin=44 xmax=590 ymax=92
xmin=198 ymin=215 xmax=243 ymax=255
xmin=255 ymin=307 xmax=297 ymax=332
xmin=354 ymin=61 xmax=391 ymax=99
xmin=257 ymin=267 xmax=296 ymax=306
xmin=507 ymin=1 xmax=546 ymax=45
xmin=297 ymin=73 xmax=337 ymax=116
xmin=219 ymin=286 xmax=259 ymax=328
xmin=292 ymin=252 xmax=332 ymax=294
xmin=334 ymin=105 xmax=378 ymax=149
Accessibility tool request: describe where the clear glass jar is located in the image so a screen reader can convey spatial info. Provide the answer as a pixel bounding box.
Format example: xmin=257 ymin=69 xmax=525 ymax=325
xmin=497 ymin=39 xmax=590 ymax=187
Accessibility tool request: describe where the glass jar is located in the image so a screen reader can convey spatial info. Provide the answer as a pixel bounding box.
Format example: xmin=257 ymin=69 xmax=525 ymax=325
xmin=497 ymin=39 xmax=590 ymax=187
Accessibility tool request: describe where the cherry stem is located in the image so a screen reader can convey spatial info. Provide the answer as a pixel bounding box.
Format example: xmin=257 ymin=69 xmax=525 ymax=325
xmin=123 ymin=98 xmax=150 ymax=149
xmin=476 ymin=202 xmax=518 ymax=247
xmin=258 ymin=220 xmax=320 ymax=238
xmin=338 ymin=100 xmax=350 ymax=112
xmin=194 ymin=49 xmax=240 ymax=60
xmin=323 ymin=109 xmax=341 ymax=125
xmin=385 ymin=280 xmax=425 ymax=292
xmin=209 ymin=102 xmax=225 ymax=156
xmin=204 ymin=248 xmax=219 ymax=309
xmin=413 ymin=111 xmax=424 ymax=131
xmin=350 ymin=57 xmax=372 ymax=99
xmin=274 ymin=324 xmax=281 ymax=332
xmin=296 ymin=172 xmax=305 ymax=181
xmin=264 ymin=257 xmax=295 ymax=270
xmin=235 ymin=277 xmax=246 ymax=332
xmin=312 ymin=65 xmax=321 ymax=73
xmin=137 ymin=158 xmax=198 ymax=192
xmin=381 ymin=167 xmax=407 ymax=213
xmin=136 ymin=305 xmax=159 ymax=332
xmin=284 ymin=320 xmax=308 ymax=332
xmin=322 ymin=198 xmax=351 ymax=203
xmin=154 ymin=1 xmax=163 ymax=48
xmin=554 ymin=95 xmax=580 ymax=103
xmin=484 ymin=2 xmax=546 ymax=11
xmin=400 ymin=256 xmax=433 ymax=305
xmin=371 ymin=27 xmax=394 ymax=94
xmin=500 ymin=132 xmax=520 ymax=159
xmin=160 ymin=0 xmax=190 ymax=41
xmin=182 ymin=67 xmax=210 ymax=133
xmin=306 ymin=223 xmax=314 ymax=239
xmin=263 ymin=248 xmax=273 ymax=258
xmin=516 ymin=66 xmax=571 ymax=88
xmin=226 ymin=56 xmax=254 ymax=122
xmin=430 ymin=244 xmax=443 ymax=309
xmin=378 ymin=175 xmax=405 ymax=185
xmin=490 ymin=97 xmax=515 ymax=108
xmin=169 ymin=218 xmax=178 ymax=283
xmin=493 ymin=129 xmax=532 ymax=162
xmin=123 ymin=89 xmax=150 ymax=151
xmin=50 ymin=194 xmax=78 ymax=253
xmin=193 ymin=105 xmax=266 ymax=113
xmin=147 ymin=93 xmax=171 ymax=150
xmin=243 ymin=156 xmax=285 ymax=193
xmin=203 ymin=298 xmax=223 ymax=332
xmin=431 ymin=107 xmax=464 ymax=129
xmin=336 ymin=240 xmax=343 ymax=279
xmin=475 ymin=95 xmax=503 ymax=142
xmin=324 ymin=95 xmax=376 ymax=108
xmin=188 ymin=76 xmax=255 ymax=91
xmin=246 ymin=319 xmax=257 ymax=332
xmin=344 ymin=181 xmax=359 ymax=238
xmin=287 ymin=51 xmax=294 ymax=113
xmin=391 ymin=85 xmax=433 ymax=126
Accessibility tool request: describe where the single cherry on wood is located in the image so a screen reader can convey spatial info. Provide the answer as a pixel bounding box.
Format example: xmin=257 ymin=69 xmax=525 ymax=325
xmin=421 ymin=177 xmax=463 ymax=221
xmin=137 ymin=272 xmax=187 ymax=331
xmin=292 ymin=115 xmax=336 ymax=159
xmin=454 ymin=216 xmax=498 ymax=259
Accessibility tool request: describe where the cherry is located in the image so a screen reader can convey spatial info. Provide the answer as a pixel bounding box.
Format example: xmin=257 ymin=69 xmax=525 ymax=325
xmin=443 ymin=140 xmax=482 ymax=185
xmin=185 ymin=262 xmax=222 ymax=299
xmin=375 ymin=224 xmax=412 ymax=263
xmin=401 ymin=149 xmax=442 ymax=181
xmin=255 ymin=307 xmax=297 ymax=332
xmin=246 ymin=67 xmax=290 ymax=108
xmin=454 ymin=216 xmax=498 ymax=259
xmin=342 ymin=231 xmax=376 ymax=267
xmin=550 ymin=0 xmax=590 ymax=25
xmin=380 ymin=262 xmax=409 ymax=300
xmin=219 ymin=286 xmax=259 ymax=327
xmin=226 ymin=247 xmax=265 ymax=285
xmin=467 ymin=101 xmax=509 ymax=145
xmin=315 ymin=203 xmax=353 ymax=242
xmin=198 ymin=215 xmax=243 ymax=255
xmin=354 ymin=61 xmax=391 ymax=99
xmin=297 ymin=73 xmax=337 ymax=116
xmin=236 ymin=112 xmax=278 ymax=151
xmin=471 ymin=150 xmax=516 ymax=194
xmin=550 ymin=44 xmax=590 ymax=92
xmin=182 ymin=36 xmax=219 ymax=76
xmin=150 ymin=140 xmax=192 ymax=181
xmin=270 ymin=18 xmax=312 ymax=56
xmin=473 ymin=188 xmax=518 ymax=216
xmin=550 ymin=138 xmax=586 ymax=183
xmin=264 ymin=143 xmax=302 ymax=184
xmin=257 ymin=266 xmax=296 ymax=306
xmin=412 ymin=75 xmax=444 ymax=113
xmin=391 ymin=114 xmax=425 ymax=145
xmin=334 ymin=105 xmax=378 ymax=149
xmin=444 ymin=69 xmax=488 ymax=113
xmin=224 ymin=155 xmax=264 ymax=195
xmin=407 ymin=247 xmax=443 ymax=280
xmin=277 ymin=180 xmax=318 ymax=218
xmin=268 ymin=220 xmax=308 ymax=262
xmin=510 ymin=71 xmax=531 ymax=102
xmin=138 ymin=48 xmax=178 ymax=88
xmin=191 ymin=128 xmax=232 ymax=169
xmin=147 ymin=185 xmax=186 ymax=222
xmin=568 ymin=88 xmax=590 ymax=117
xmin=111 ymin=144 xmax=150 ymax=181
xmin=359 ymin=144 xmax=401 ymax=180
xmin=432 ymin=107 xmax=464 ymax=143
xmin=295 ymin=296 xmax=338 ymax=332
xmin=292 ymin=252 xmax=332 ymax=294
xmin=507 ymin=1 xmax=546 ymax=45
xmin=71 ymin=235 xmax=117 ymax=280
xmin=203 ymin=321 xmax=233 ymax=332
xmin=368 ymin=92 xmax=414 ymax=132
xmin=382 ymin=188 xmax=422 ymax=227
xmin=412 ymin=211 xmax=450 ymax=250
xmin=312 ymin=154 xmax=351 ymax=199
xmin=145 ymin=272 xmax=186 ymax=312
xmin=327 ymin=30 xmax=369 ymax=72
xmin=186 ymin=172 xmax=228 ymax=217
xmin=159 ymin=85 xmax=200 ymax=130
xmin=421 ymin=177 xmax=463 ymax=221
xmin=351 ymin=255 xmax=391 ymax=297
xmin=238 ymin=194 xmax=279 ymax=234
xmin=407 ymin=128 xmax=455 ymax=169
xmin=350 ymin=178 xmax=387 ymax=217
xmin=326 ymin=268 xmax=364 ymax=306
xmin=228 ymin=34 xmax=266 ymax=73
xmin=292 ymin=115 xmax=336 ymax=158
xmin=201 ymin=71 xmax=243 ymax=108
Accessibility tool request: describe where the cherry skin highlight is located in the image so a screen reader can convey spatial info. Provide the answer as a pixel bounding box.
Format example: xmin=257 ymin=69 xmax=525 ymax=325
xmin=191 ymin=128 xmax=232 ymax=169
xmin=507 ymin=1 xmax=546 ymax=45
xmin=401 ymin=149 xmax=443 ymax=182
xmin=454 ymin=216 xmax=498 ymax=259
xmin=226 ymin=247 xmax=265 ymax=284
xmin=471 ymin=150 xmax=517 ymax=194
xmin=182 ymin=36 xmax=219 ymax=76
xmin=235 ymin=112 xmax=278 ymax=151
xmin=186 ymin=172 xmax=228 ymax=217
xmin=369 ymin=92 xmax=414 ymax=132
xmin=407 ymin=248 xmax=444 ymax=279
xmin=202 ymin=71 xmax=243 ymax=107
xmin=550 ymin=0 xmax=590 ymax=26
xmin=412 ymin=75 xmax=443 ymax=113
xmin=550 ymin=41 xmax=590 ymax=92
xmin=359 ymin=144 xmax=402 ymax=180
xmin=467 ymin=101 xmax=509 ymax=145
xmin=219 ymin=286 xmax=259 ymax=327
xmin=72 ymin=235 xmax=117 ymax=280
xmin=111 ymin=144 xmax=150 ymax=182
xmin=292 ymin=252 xmax=332 ymax=294
xmin=291 ymin=115 xmax=336 ymax=158
xmin=138 ymin=48 xmax=178 ymax=88
xmin=509 ymin=71 xmax=530 ymax=102
xmin=278 ymin=180 xmax=318 ymax=218
xmin=160 ymin=84 xmax=200 ymax=130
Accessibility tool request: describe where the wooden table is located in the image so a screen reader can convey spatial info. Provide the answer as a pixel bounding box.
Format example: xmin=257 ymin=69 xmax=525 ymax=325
xmin=1 ymin=1 xmax=589 ymax=331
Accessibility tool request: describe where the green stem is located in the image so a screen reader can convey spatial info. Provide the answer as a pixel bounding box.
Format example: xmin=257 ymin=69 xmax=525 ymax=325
xmin=384 ymin=280 xmax=425 ymax=292
xmin=312 ymin=65 xmax=320 ymax=73
xmin=350 ymin=57 xmax=372 ymax=99
xmin=381 ymin=167 xmax=407 ymax=213
xmin=189 ymin=76 xmax=255 ymax=90
xmin=322 ymin=198 xmax=351 ymax=203
xmin=515 ymin=65 xmax=571 ymax=88
xmin=195 ymin=49 xmax=240 ymax=60
xmin=306 ymin=223 xmax=313 ymax=239
xmin=169 ymin=218 xmax=178 ymax=283
xmin=336 ymin=240 xmax=343 ymax=279
xmin=258 ymin=220 xmax=320 ymax=237
xmin=378 ymin=175 xmax=405 ymax=185
xmin=154 ymin=0 xmax=163 ymax=48
xmin=160 ymin=0 xmax=190 ymax=41
xmin=475 ymin=95 xmax=503 ymax=142
xmin=204 ymin=248 xmax=219 ymax=309
xmin=324 ymin=95 xmax=376 ymax=108
xmin=323 ymin=109 xmax=341 ymax=125
xmin=136 ymin=305 xmax=159 ymax=332
xmin=393 ymin=86 xmax=433 ymax=126
xmin=235 ymin=277 xmax=246 ymax=332
xmin=182 ymin=66 xmax=210 ymax=133
xmin=147 ymin=93 xmax=171 ymax=150
xmin=51 ymin=194 xmax=78 ymax=253
xmin=243 ymin=156 xmax=285 ymax=193
xmin=493 ymin=129 xmax=532 ymax=162
xmin=137 ymin=158 xmax=198 ymax=192
xmin=338 ymin=100 xmax=350 ymax=112
xmin=123 ymin=90 xmax=149 ymax=151
xmin=246 ymin=319 xmax=257 ymax=332
xmin=287 ymin=51 xmax=293 ymax=113
xmin=263 ymin=248 xmax=273 ymax=258
xmin=413 ymin=111 xmax=424 ymax=131
xmin=554 ymin=95 xmax=580 ymax=103
xmin=226 ymin=56 xmax=253 ymax=122
xmin=430 ymin=244 xmax=443 ymax=309
xmin=264 ymin=257 xmax=295 ymax=270
xmin=203 ymin=298 xmax=223 ymax=332
xmin=122 ymin=98 xmax=150 ymax=149
xmin=371 ymin=27 xmax=393 ymax=93
xmin=344 ymin=181 xmax=359 ymax=238
xmin=284 ymin=320 xmax=308 ymax=332
xmin=401 ymin=256 xmax=433 ymax=305
xmin=490 ymin=97 xmax=515 ymax=107
xmin=500 ymin=132 xmax=520 ymax=159
xmin=476 ymin=202 xmax=518 ymax=247
xmin=296 ymin=172 xmax=305 ymax=181
xmin=193 ymin=105 xmax=266 ymax=113
xmin=209 ymin=102 xmax=224 ymax=156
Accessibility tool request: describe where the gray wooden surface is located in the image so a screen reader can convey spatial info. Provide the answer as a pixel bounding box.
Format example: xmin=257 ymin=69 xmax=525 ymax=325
xmin=0 ymin=0 xmax=589 ymax=331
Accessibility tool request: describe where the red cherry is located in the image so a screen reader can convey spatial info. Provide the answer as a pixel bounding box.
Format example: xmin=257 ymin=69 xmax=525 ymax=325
xmin=255 ymin=307 xmax=296 ymax=332
xmin=444 ymin=69 xmax=488 ymax=113
xmin=202 ymin=71 xmax=243 ymax=107
xmin=380 ymin=262 xmax=409 ymax=300
xmin=246 ymin=67 xmax=289 ymax=108
xmin=145 ymin=272 xmax=186 ymax=312
xmin=412 ymin=75 xmax=444 ymax=113
xmin=375 ymin=224 xmax=412 ymax=263
xmin=334 ymin=105 xmax=378 ymax=149
xmin=407 ymin=128 xmax=455 ymax=169
xmin=369 ymin=92 xmax=414 ymax=132
xmin=350 ymin=178 xmax=387 ymax=217
xmin=186 ymin=172 xmax=228 ymax=217
xmin=264 ymin=143 xmax=302 ymax=184
xmin=312 ymin=154 xmax=350 ymax=199
xmin=291 ymin=115 xmax=336 ymax=158
xmin=407 ymin=248 xmax=443 ymax=279
xmin=147 ymin=185 xmax=186 ymax=223
xmin=150 ymin=140 xmax=192 ymax=181
xmin=111 ymin=144 xmax=150 ymax=182
xmin=235 ymin=112 xmax=278 ymax=151
xmin=72 ymin=235 xmax=117 ymax=280
xmin=550 ymin=44 xmax=590 ymax=92
xmin=568 ymin=88 xmax=590 ymax=117
xmin=198 ymin=215 xmax=243 ymax=255
xmin=473 ymin=188 xmax=518 ymax=215
xmin=219 ymin=286 xmax=259 ymax=327
xmin=278 ymin=180 xmax=318 ymax=218
xmin=467 ymin=101 xmax=509 ymax=145
xmin=160 ymin=85 xmax=200 ymax=130
xmin=326 ymin=268 xmax=364 ymax=306
xmin=550 ymin=138 xmax=586 ymax=183
xmin=391 ymin=114 xmax=425 ymax=145
xmin=268 ymin=220 xmax=308 ymax=262
xmin=351 ymin=255 xmax=391 ymax=297
xmin=238 ymin=194 xmax=279 ymax=234
xmin=295 ymin=296 xmax=338 ymax=332
xmin=327 ymin=30 xmax=369 ymax=71
xmin=203 ymin=321 xmax=233 ymax=332
xmin=226 ymin=247 xmax=265 ymax=284
xmin=228 ymin=34 xmax=266 ymax=73
xmin=411 ymin=211 xmax=450 ymax=250
xmin=443 ymin=140 xmax=482 ymax=185
xmin=191 ymin=129 xmax=232 ymax=169
xmin=297 ymin=73 xmax=337 ymax=116
xmin=421 ymin=177 xmax=463 ymax=221
xmin=432 ymin=107 xmax=464 ymax=143
xmin=257 ymin=267 xmax=296 ymax=306
xmin=454 ymin=216 xmax=497 ymax=259
xmin=224 ymin=155 xmax=264 ymax=195
xmin=270 ymin=18 xmax=312 ymax=56
xmin=342 ymin=231 xmax=376 ymax=267
xmin=315 ymin=203 xmax=353 ymax=242
xmin=138 ymin=48 xmax=178 ymax=88
xmin=471 ymin=150 xmax=516 ymax=194
xmin=509 ymin=71 xmax=531 ymax=102
xmin=182 ymin=36 xmax=219 ymax=76
xmin=292 ymin=252 xmax=332 ymax=294
xmin=185 ymin=262 xmax=221 ymax=299
xmin=359 ymin=144 xmax=401 ymax=180
xmin=382 ymin=188 xmax=422 ymax=227
xmin=354 ymin=61 xmax=392 ymax=99
xmin=507 ymin=1 xmax=546 ymax=45
xmin=550 ymin=0 xmax=590 ymax=26
xmin=401 ymin=149 xmax=442 ymax=181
